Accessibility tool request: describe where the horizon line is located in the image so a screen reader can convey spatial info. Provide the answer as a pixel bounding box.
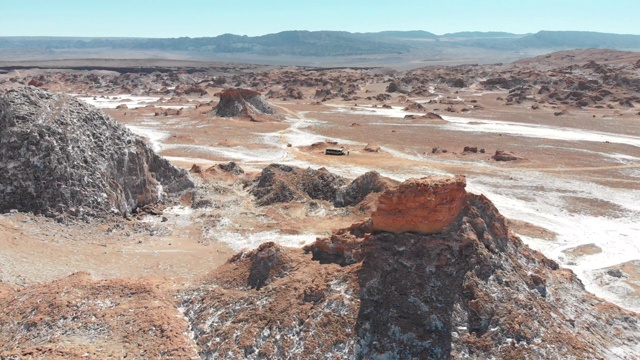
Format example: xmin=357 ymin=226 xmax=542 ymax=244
xmin=3 ymin=29 xmax=640 ymax=40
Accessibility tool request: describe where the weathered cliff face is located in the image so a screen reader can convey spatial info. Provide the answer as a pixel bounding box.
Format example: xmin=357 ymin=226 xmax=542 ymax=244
xmin=213 ymin=88 xmax=276 ymax=118
xmin=0 ymin=87 xmax=193 ymax=218
xmin=183 ymin=175 xmax=640 ymax=359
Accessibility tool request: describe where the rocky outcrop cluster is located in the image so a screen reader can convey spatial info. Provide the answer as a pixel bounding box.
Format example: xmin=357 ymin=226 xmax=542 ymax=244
xmin=0 ymin=87 xmax=193 ymax=218
xmin=250 ymin=164 xmax=395 ymax=208
xmin=213 ymin=88 xmax=276 ymax=118
xmin=250 ymin=164 xmax=348 ymax=206
xmin=4 ymin=173 xmax=639 ymax=358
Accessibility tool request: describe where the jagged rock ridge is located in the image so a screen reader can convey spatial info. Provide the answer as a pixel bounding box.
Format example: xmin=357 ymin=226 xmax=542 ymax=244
xmin=0 ymin=87 xmax=193 ymax=218
xmin=250 ymin=164 xmax=396 ymax=208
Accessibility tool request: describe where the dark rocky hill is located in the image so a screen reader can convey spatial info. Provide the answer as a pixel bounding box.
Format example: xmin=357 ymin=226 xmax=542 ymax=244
xmin=0 ymin=87 xmax=193 ymax=218
xmin=250 ymin=164 xmax=396 ymax=208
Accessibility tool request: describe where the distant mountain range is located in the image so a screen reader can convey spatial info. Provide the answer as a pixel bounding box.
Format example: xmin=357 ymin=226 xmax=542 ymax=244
xmin=2 ymin=30 xmax=640 ymax=58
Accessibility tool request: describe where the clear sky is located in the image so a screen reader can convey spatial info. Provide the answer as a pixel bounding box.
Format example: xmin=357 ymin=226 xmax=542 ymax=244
xmin=1 ymin=0 xmax=639 ymax=38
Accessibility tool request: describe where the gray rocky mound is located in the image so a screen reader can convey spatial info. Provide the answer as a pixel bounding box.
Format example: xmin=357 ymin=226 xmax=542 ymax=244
xmin=0 ymin=87 xmax=193 ymax=218
xmin=213 ymin=88 xmax=276 ymax=118
xmin=250 ymin=164 xmax=395 ymax=208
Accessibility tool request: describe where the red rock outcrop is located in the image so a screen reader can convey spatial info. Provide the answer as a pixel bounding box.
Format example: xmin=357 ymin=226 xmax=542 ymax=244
xmin=371 ymin=175 xmax=467 ymax=234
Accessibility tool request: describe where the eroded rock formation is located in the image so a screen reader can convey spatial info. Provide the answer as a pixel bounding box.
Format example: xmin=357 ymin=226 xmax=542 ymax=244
xmin=180 ymin=175 xmax=640 ymax=359
xmin=250 ymin=164 xmax=348 ymax=206
xmin=213 ymin=88 xmax=276 ymax=118
xmin=0 ymin=87 xmax=193 ymax=218
xmin=250 ymin=164 xmax=395 ymax=208
xmin=371 ymin=175 xmax=467 ymax=234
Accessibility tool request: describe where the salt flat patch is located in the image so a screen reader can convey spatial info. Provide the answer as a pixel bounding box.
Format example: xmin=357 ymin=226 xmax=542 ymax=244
xmin=537 ymin=145 xmax=640 ymax=164
xmin=208 ymin=230 xmax=319 ymax=251
xmin=162 ymin=144 xmax=289 ymax=163
xmin=327 ymin=104 xmax=640 ymax=149
xmin=76 ymin=95 xmax=161 ymax=109
xmin=467 ymin=172 xmax=640 ymax=312
xmin=125 ymin=125 xmax=170 ymax=152
xmin=260 ymin=116 xmax=361 ymax=149
xmin=155 ymin=105 xmax=196 ymax=110
xmin=163 ymin=156 xmax=219 ymax=166
xmin=379 ymin=144 xmax=495 ymax=172
xmin=324 ymin=104 xmax=421 ymax=118
xmin=443 ymin=116 xmax=640 ymax=148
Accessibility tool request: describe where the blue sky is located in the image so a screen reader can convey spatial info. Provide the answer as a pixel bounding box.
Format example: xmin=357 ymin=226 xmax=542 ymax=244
xmin=1 ymin=0 xmax=638 ymax=37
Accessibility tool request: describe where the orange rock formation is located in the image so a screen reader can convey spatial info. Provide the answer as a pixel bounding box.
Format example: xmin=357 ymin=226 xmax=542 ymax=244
xmin=371 ymin=175 xmax=467 ymax=234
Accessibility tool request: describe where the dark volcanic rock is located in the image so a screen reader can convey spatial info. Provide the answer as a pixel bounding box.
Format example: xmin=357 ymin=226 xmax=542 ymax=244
xmin=213 ymin=88 xmax=276 ymax=118
xmin=0 ymin=87 xmax=193 ymax=218
xmin=250 ymin=164 xmax=348 ymax=206
xmin=386 ymin=81 xmax=410 ymax=94
xmin=334 ymin=171 xmax=397 ymax=208
xmin=251 ymin=165 xmax=394 ymax=209
xmin=212 ymin=161 xmax=245 ymax=175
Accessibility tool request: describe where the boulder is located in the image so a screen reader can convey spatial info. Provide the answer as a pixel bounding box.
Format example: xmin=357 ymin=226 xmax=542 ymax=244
xmin=386 ymin=82 xmax=410 ymax=94
xmin=492 ymin=150 xmax=524 ymax=161
xmin=363 ymin=143 xmax=381 ymax=153
xmin=403 ymin=102 xmax=425 ymax=111
xmin=230 ymin=242 xmax=293 ymax=290
xmin=371 ymin=175 xmax=467 ymax=234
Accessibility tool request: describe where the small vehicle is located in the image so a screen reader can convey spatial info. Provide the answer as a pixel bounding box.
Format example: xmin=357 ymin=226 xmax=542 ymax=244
xmin=325 ymin=148 xmax=349 ymax=156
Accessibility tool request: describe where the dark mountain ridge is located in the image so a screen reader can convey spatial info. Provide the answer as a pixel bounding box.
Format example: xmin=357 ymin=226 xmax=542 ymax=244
xmin=2 ymin=30 xmax=640 ymax=58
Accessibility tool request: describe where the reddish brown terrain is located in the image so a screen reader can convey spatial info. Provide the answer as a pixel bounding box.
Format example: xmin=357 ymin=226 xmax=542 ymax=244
xmin=1 ymin=48 xmax=639 ymax=358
